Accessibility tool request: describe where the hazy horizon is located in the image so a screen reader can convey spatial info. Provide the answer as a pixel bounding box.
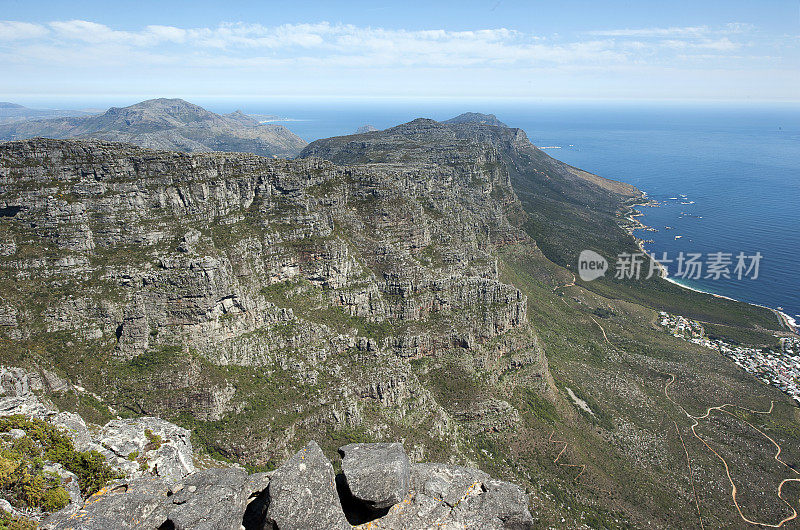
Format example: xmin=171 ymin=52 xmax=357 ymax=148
xmin=4 ymin=95 xmax=800 ymax=113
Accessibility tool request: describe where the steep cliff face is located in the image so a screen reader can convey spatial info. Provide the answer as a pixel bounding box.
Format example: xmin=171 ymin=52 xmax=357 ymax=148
xmin=300 ymin=117 xmax=637 ymax=198
xmin=301 ymin=117 xmax=642 ymax=269
xmin=0 ymin=138 xmax=550 ymax=466
xmin=2 ymin=124 xmax=794 ymax=528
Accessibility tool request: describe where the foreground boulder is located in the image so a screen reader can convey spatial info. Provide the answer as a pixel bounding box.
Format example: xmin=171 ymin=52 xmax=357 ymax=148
xmin=97 ymin=417 xmax=195 ymax=480
xmin=29 ymin=427 xmax=532 ymax=530
xmin=44 ymin=468 xmax=269 ymax=530
xmin=0 ymin=367 xmax=196 ymax=480
xmin=360 ymin=462 xmax=534 ymax=529
xmin=264 ymin=441 xmax=350 ymax=530
xmin=162 ymin=469 xmax=269 ymax=530
xmin=0 ymin=366 xmax=202 ymax=525
xmin=45 ymin=477 xmax=172 ymax=530
xmin=339 ymin=442 xmax=410 ymax=510
xmin=2 ymin=366 xmax=530 ymax=528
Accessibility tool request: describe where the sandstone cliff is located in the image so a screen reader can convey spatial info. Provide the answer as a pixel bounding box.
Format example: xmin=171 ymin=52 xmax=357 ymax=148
xmin=0 ymin=136 xmax=550 ymax=470
xmin=1 ymin=116 xmax=792 ymax=528
xmin=300 ymin=116 xmax=642 ymax=269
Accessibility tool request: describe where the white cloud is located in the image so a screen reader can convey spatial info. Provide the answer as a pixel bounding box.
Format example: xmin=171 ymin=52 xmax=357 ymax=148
xmin=49 ymin=20 xmax=125 ymax=44
xmin=2 ymin=19 xmax=761 ymax=70
xmin=0 ymin=19 xmax=794 ymax=100
xmin=588 ymin=26 xmax=710 ymax=38
xmin=182 ymin=22 xmax=335 ymax=49
xmin=696 ymin=38 xmax=741 ymax=51
xmin=724 ymin=22 xmax=756 ymax=34
xmin=5 ymin=20 xmax=625 ymax=68
xmin=661 ymin=37 xmax=741 ymax=51
xmin=145 ymin=25 xmax=187 ymax=43
xmin=0 ymin=21 xmax=48 ymax=40
xmin=48 ymin=20 xmax=195 ymax=46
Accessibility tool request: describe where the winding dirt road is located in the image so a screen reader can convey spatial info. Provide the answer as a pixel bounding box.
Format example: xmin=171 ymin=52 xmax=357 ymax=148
xmin=553 ymin=273 xmax=576 ymax=292
xmin=664 ymin=373 xmax=800 ymax=528
xmin=673 ymin=419 xmax=706 ymax=529
xmin=548 ymin=430 xmax=586 ymax=483
xmin=550 ymin=272 xmax=800 ymax=525
xmin=589 ymin=316 xmax=610 ymax=344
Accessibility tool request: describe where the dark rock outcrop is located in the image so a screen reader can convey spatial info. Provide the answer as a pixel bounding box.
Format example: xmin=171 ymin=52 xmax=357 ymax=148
xmin=162 ymin=469 xmax=268 ymax=530
xmin=403 ymin=462 xmax=534 ymax=529
xmin=44 ymin=468 xmax=268 ymax=530
xmin=42 ymin=439 xmax=532 ymax=530
xmin=339 ymin=442 xmax=410 ymax=511
xmin=264 ymin=441 xmax=350 ymax=530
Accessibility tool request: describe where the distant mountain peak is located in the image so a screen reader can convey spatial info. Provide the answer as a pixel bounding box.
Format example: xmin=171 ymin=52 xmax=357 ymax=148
xmin=111 ymin=98 xmax=202 ymax=113
xmin=0 ymin=98 xmax=307 ymax=157
xmin=401 ymin=118 xmax=440 ymax=129
xmin=355 ymin=124 xmax=379 ymax=134
xmin=226 ymin=109 xmax=260 ymax=127
xmin=130 ymin=97 xmax=196 ymax=107
xmin=0 ymin=102 xmax=25 ymax=109
xmin=444 ymin=112 xmax=507 ymax=127
xmin=103 ymin=98 xmax=213 ymax=123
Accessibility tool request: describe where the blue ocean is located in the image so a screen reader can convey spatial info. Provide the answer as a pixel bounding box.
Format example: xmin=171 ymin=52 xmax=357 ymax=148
xmin=200 ymin=98 xmax=800 ymax=324
xmin=30 ymin=96 xmax=800 ymax=325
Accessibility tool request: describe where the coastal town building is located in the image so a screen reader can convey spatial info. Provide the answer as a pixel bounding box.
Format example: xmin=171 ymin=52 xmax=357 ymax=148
xmin=659 ymin=312 xmax=800 ymax=404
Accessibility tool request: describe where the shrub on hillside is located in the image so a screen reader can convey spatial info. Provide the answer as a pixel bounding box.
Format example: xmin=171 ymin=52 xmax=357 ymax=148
xmin=0 ymin=415 xmax=121 ymax=513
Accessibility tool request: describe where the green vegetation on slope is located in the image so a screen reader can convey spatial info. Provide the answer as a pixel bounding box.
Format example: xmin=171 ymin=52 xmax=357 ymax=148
xmin=0 ymin=415 xmax=120 ymax=513
xmin=496 ymin=243 xmax=800 ymax=527
xmin=0 ymin=124 xmax=796 ymax=528
xmin=0 ymin=511 xmax=37 ymax=530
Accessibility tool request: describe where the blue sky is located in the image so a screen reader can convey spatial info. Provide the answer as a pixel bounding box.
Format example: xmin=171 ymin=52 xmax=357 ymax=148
xmin=1 ymin=0 xmax=798 ymax=102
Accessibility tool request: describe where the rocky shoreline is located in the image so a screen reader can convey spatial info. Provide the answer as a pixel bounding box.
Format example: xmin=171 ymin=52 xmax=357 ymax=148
xmin=620 ymin=197 xmax=796 ymax=334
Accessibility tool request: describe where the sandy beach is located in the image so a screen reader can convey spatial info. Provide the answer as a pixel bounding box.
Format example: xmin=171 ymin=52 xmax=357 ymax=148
xmin=621 ymin=202 xmax=798 ymax=335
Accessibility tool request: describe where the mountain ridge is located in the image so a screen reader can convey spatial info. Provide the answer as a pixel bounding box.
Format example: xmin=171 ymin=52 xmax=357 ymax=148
xmin=0 ymin=102 xmax=97 ymax=125
xmin=0 ymin=98 xmax=307 ymax=158
xmin=0 ymin=115 xmax=793 ymax=528
xmin=444 ymin=112 xmax=508 ymax=127
xmin=302 ymin=116 xmax=781 ymax=329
